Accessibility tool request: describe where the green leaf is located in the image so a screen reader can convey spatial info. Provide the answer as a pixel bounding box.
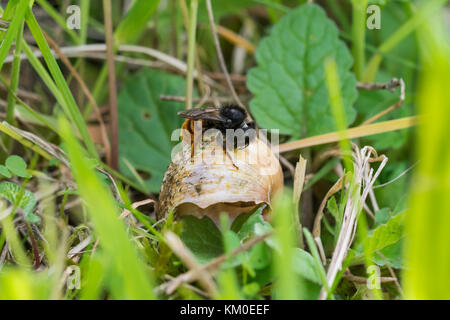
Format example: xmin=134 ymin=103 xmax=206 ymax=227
xmin=179 ymin=216 xmax=224 ymax=264
xmin=375 ymin=161 xmax=409 ymax=211
xmin=247 ymin=4 xmax=357 ymax=138
xmin=374 ymin=208 xmax=392 ymax=226
xmin=292 ymin=248 xmax=322 ymax=285
xmin=247 ymin=242 xmax=271 ymax=270
xmin=232 ymin=205 xmax=266 ymax=240
xmin=5 ymin=155 xmax=30 ymax=178
xmin=115 ymin=0 xmax=161 ymax=45
xmin=373 ymin=240 xmax=403 ymax=269
xmin=0 ymin=181 xmax=39 ymax=223
xmin=327 ymin=196 xmax=339 ymax=220
xmin=222 ymin=229 xmax=244 ymax=268
xmin=352 ymin=211 xmax=405 ymax=264
xmin=0 ymin=165 xmax=11 ymax=178
xmin=367 ymin=211 xmax=405 ymax=255
xmin=254 ymin=221 xmax=276 ymax=249
xmin=118 ymin=70 xmax=191 ymax=193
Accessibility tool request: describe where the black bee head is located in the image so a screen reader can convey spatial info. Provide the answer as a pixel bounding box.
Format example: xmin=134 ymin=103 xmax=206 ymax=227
xmin=220 ymin=105 xmax=247 ymax=128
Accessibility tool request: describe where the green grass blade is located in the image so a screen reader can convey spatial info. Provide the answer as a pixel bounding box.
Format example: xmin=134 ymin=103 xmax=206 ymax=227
xmin=25 ymin=9 xmax=98 ymax=158
xmin=404 ymin=18 xmax=450 ymax=300
xmin=303 ymin=227 xmax=331 ymax=299
xmin=5 ymin=22 xmax=24 ymax=126
xmin=272 ymin=190 xmax=306 ymax=299
xmin=324 ymin=57 xmax=352 ymax=172
xmin=350 ymin=0 xmax=367 ymax=80
xmin=0 ymin=0 xmax=32 ymax=72
xmin=60 ymin=117 xmax=155 ymax=299
xmin=21 ymin=40 xmax=67 ymax=111
xmin=114 ymin=0 xmax=160 ymax=45
xmin=80 ymin=0 xmax=90 ymax=44
xmin=36 ymin=0 xmax=81 ymax=44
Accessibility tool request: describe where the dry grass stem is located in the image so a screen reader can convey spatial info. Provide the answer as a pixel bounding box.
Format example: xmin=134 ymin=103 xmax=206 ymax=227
xmin=293 ymin=156 xmax=307 ymax=248
xmin=318 ymin=146 xmax=388 ymax=300
xmin=279 ymin=116 xmax=417 ymax=153
xmin=216 ymin=25 xmax=255 ymax=54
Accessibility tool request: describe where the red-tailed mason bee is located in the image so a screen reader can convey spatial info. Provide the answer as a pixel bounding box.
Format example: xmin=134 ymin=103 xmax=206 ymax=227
xmin=178 ymin=105 xmax=256 ymax=152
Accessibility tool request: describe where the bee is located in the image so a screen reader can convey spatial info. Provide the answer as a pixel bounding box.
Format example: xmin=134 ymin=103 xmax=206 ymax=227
xmin=178 ymin=105 xmax=256 ymax=151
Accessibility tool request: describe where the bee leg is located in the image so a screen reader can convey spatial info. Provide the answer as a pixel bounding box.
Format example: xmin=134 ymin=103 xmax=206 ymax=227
xmin=226 ymin=150 xmax=239 ymax=170
xmin=221 ymin=139 xmax=239 ymax=170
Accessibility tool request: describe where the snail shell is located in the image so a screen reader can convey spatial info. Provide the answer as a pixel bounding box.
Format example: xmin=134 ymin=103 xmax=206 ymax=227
xmin=158 ymin=129 xmax=283 ymax=226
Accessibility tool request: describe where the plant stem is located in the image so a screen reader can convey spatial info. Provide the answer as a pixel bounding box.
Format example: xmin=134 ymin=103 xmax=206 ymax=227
xmin=6 ymin=22 xmax=24 ymax=126
xmin=351 ymin=0 xmax=367 ymax=80
xmin=185 ymin=0 xmax=198 ymax=110
xmin=103 ymin=0 xmax=119 ymax=170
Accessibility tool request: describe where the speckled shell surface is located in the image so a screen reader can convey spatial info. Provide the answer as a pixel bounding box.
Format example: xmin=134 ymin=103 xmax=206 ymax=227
xmin=158 ymin=131 xmax=283 ymax=224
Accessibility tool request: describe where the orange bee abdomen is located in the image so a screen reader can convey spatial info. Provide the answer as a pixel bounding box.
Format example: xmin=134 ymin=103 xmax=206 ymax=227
xmin=181 ymin=119 xmax=196 ymax=157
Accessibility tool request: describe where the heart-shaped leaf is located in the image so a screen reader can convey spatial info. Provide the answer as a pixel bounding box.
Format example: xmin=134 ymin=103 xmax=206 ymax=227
xmin=0 ymin=182 xmax=39 ymax=223
xmin=5 ymin=155 xmax=30 ymax=178
xmin=0 ymin=165 xmax=11 ymax=178
xmin=351 ymin=211 xmax=405 ymax=265
xmin=179 ymin=216 xmax=224 ymax=264
xmin=247 ymin=4 xmax=357 ymax=138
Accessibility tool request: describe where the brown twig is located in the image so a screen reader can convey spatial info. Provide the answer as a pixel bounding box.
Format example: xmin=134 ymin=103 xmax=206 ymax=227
xmin=161 ymin=232 xmax=272 ymax=294
xmin=344 ymin=269 xmax=396 ymax=284
xmin=279 ymin=154 xmax=295 ymax=177
xmin=161 ymin=274 xmax=209 ymax=298
xmin=24 ymin=221 xmax=40 ymax=269
xmin=164 ymin=231 xmax=218 ymax=297
xmin=203 ymin=72 xmax=247 ymax=83
xmin=103 ymin=0 xmax=119 ymax=170
xmin=361 ymin=78 xmax=405 ymax=125
xmin=357 ymin=78 xmax=402 ymax=91
xmin=376 ymin=251 xmax=404 ymax=295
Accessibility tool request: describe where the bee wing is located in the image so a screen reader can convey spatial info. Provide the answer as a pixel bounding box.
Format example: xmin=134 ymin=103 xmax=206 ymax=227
xmin=177 ymin=108 xmax=227 ymax=122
